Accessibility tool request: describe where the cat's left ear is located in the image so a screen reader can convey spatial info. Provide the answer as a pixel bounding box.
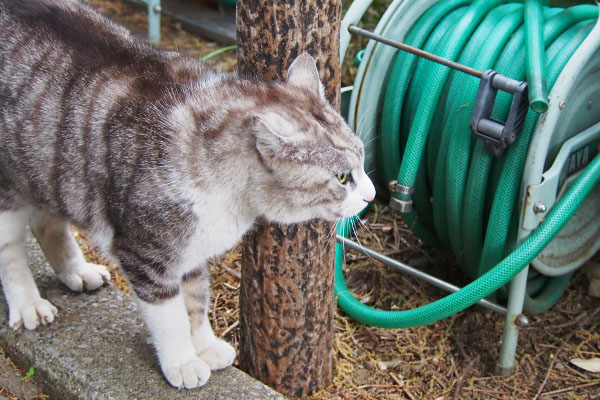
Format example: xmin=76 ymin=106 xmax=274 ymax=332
xmin=252 ymin=112 xmax=303 ymax=164
xmin=287 ymin=52 xmax=325 ymax=98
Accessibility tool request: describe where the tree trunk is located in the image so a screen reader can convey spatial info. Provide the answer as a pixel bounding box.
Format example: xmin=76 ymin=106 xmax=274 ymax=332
xmin=236 ymin=0 xmax=341 ymax=397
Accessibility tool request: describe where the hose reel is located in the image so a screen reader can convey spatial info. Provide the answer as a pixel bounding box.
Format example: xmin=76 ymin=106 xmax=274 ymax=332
xmin=337 ymin=0 xmax=600 ymax=374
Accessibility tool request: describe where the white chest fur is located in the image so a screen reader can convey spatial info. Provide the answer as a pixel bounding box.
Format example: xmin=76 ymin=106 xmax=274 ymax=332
xmin=178 ymin=192 xmax=256 ymax=275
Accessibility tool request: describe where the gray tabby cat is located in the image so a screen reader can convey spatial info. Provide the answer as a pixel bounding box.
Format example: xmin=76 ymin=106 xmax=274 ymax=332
xmin=0 ymin=0 xmax=375 ymax=389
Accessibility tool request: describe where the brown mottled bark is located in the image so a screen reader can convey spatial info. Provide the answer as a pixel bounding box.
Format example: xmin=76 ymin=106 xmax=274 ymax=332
xmin=236 ymin=0 xmax=341 ymax=397
xmin=236 ymin=0 xmax=341 ymax=108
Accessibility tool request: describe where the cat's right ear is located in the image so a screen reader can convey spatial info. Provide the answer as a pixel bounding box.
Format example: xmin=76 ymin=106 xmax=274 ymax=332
xmin=286 ymin=52 xmax=325 ymax=98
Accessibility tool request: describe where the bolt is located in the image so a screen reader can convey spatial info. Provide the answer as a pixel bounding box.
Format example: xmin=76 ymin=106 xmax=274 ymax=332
xmin=559 ymin=101 xmax=566 ymax=110
xmin=153 ymin=4 xmax=162 ymax=13
xmin=589 ymin=100 xmax=593 ymax=110
xmin=516 ymin=314 xmax=530 ymax=327
xmin=533 ymin=201 xmax=547 ymax=214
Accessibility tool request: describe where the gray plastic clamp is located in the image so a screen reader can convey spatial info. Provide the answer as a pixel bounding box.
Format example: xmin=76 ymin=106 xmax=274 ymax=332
xmin=469 ymin=70 xmax=529 ymax=157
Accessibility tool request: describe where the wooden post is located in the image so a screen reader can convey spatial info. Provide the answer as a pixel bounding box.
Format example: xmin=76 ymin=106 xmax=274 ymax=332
xmin=236 ymin=0 xmax=341 ymax=397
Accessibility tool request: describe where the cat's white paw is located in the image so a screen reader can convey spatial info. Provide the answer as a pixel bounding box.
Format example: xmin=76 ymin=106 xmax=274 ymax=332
xmin=198 ymin=338 xmax=236 ymax=370
xmin=8 ymin=297 xmax=58 ymax=330
xmin=162 ymin=357 xmax=211 ymax=389
xmin=59 ymin=262 xmax=110 ymax=292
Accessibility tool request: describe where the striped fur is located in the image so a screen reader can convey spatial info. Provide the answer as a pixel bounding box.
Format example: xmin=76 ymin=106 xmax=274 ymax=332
xmin=0 ymin=0 xmax=375 ymax=389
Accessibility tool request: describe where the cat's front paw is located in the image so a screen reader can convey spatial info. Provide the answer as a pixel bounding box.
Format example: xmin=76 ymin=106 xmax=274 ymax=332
xmin=8 ymin=297 xmax=58 ymax=330
xmin=162 ymin=357 xmax=211 ymax=389
xmin=198 ymin=338 xmax=236 ymax=370
xmin=59 ymin=262 xmax=110 ymax=292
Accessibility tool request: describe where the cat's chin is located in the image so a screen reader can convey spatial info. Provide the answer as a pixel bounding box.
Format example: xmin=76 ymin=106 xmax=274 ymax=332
xmin=315 ymin=209 xmax=345 ymax=222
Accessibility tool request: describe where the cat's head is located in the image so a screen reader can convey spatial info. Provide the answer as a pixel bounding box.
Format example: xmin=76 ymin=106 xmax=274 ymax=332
xmin=250 ymin=53 xmax=375 ymax=224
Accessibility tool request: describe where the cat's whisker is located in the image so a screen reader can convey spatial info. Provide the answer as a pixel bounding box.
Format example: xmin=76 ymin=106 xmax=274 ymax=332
xmin=359 ymin=108 xmax=378 ymax=142
xmin=350 ymin=219 xmax=378 ymax=265
xmin=325 ymin=217 xmax=339 ymax=243
xmin=320 ymin=217 xmax=341 ymax=263
xmin=363 ymin=133 xmax=381 ymax=149
xmin=357 ymin=217 xmax=382 ymax=248
xmin=356 ymin=121 xmax=370 ymax=143
xmin=340 ymin=218 xmax=348 ymax=262
xmin=355 ymin=105 xmax=373 ymax=142
xmin=360 ymin=120 xmax=375 ymax=140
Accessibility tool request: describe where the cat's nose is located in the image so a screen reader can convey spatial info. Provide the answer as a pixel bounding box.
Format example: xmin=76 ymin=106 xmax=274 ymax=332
xmin=362 ymin=177 xmax=376 ymax=202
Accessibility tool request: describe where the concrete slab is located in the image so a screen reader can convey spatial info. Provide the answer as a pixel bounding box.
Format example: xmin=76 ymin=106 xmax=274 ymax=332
xmin=0 ymin=234 xmax=285 ymax=400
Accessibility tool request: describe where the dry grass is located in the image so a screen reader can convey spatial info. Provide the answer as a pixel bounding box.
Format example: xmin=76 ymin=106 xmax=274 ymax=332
xmin=80 ymin=1 xmax=600 ymax=399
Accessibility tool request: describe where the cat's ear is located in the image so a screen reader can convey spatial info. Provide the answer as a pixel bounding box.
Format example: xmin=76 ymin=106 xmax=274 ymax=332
xmin=252 ymin=112 xmax=302 ymax=163
xmin=287 ymin=52 xmax=325 ymax=98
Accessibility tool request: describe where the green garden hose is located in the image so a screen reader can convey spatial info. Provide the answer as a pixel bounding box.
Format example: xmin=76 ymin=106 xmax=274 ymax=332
xmin=336 ymin=1 xmax=600 ymax=327
xmin=525 ymin=0 xmax=549 ymax=112
xmin=335 ymin=152 xmax=600 ymax=328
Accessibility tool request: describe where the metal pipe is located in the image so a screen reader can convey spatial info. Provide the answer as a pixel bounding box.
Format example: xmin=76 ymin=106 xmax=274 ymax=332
xmin=145 ymin=0 xmax=161 ymax=43
xmin=336 ymin=235 xmax=507 ymax=314
xmin=348 ymin=25 xmax=484 ymax=78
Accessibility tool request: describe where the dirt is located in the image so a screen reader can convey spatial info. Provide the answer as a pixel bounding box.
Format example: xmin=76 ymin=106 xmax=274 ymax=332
xmin=29 ymin=1 xmax=600 ymax=399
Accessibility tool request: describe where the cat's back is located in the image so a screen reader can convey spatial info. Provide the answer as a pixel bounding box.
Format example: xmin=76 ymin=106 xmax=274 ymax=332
xmin=0 ymin=0 xmax=216 ymax=148
xmin=0 ymin=0 xmax=195 ymax=80
xmin=1 ymin=0 xmax=134 ymax=61
xmin=0 ymin=0 xmax=216 ymax=223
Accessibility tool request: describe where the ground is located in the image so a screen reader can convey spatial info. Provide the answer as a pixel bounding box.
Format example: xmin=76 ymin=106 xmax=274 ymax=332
xmin=1 ymin=1 xmax=599 ymax=399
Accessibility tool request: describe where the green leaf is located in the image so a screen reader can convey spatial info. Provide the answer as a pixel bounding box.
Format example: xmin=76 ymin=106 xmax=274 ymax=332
xmin=22 ymin=366 xmax=34 ymax=381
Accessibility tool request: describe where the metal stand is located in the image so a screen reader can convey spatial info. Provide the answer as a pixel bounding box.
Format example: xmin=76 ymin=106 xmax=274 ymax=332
xmin=145 ymin=0 xmax=161 ymax=43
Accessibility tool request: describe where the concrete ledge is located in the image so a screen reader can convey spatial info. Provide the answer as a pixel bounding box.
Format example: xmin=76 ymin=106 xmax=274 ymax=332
xmin=0 ymin=234 xmax=285 ymax=400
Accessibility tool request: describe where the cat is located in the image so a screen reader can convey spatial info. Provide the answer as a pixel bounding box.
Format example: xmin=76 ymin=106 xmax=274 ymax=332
xmin=0 ymin=0 xmax=375 ymax=389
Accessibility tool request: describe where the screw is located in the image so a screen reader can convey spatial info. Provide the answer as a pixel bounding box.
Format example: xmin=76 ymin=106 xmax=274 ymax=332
xmin=153 ymin=4 xmax=162 ymax=12
xmin=533 ymin=201 xmax=547 ymax=214
xmin=516 ymin=314 xmax=529 ymax=327
xmin=589 ymin=100 xmax=593 ymax=110
xmin=559 ymin=101 xmax=566 ymax=110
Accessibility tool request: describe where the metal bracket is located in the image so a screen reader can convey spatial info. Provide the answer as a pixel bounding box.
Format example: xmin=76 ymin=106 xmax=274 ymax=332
xmin=470 ymin=70 xmax=529 ymax=157
xmin=388 ymin=180 xmax=414 ymax=195
xmin=389 ymin=197 xmax=413 ymax=213
xmin=523 ymin=123 xmax=600 ymax=230
xmin=388 ymin=180 xmax=414 ymax=212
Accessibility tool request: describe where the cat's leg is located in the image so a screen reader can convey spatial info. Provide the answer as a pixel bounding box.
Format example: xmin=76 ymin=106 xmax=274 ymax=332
xmin=117 ymin=248 xmax=211 ymax=389
xmin=0 ymin=208 xmax=58 ymax=329
xmin=138 ymin=294 xmax=212 ymax=389
xmin=29 ymin=212 xmax=110 ymax=292
xmin=182 ymin=268 xmax=236 ymax=370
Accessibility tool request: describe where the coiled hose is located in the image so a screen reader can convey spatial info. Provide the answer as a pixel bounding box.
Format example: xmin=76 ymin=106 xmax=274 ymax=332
xmin=335 ymin=1 xmax=599 ymax=327
xmin=336 ymin=152 xmax=600 ymax=328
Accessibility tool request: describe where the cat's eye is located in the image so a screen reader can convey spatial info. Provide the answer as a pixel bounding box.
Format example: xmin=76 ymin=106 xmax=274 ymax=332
xmin=337 ymin=172 xmax=350 ymax=185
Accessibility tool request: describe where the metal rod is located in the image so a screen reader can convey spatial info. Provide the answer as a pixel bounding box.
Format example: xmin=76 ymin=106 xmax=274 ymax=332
xmin=348 ymin=25 xmax=484 ymax=78
xmin=337 ymin=235 xmax=507 ymax=314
